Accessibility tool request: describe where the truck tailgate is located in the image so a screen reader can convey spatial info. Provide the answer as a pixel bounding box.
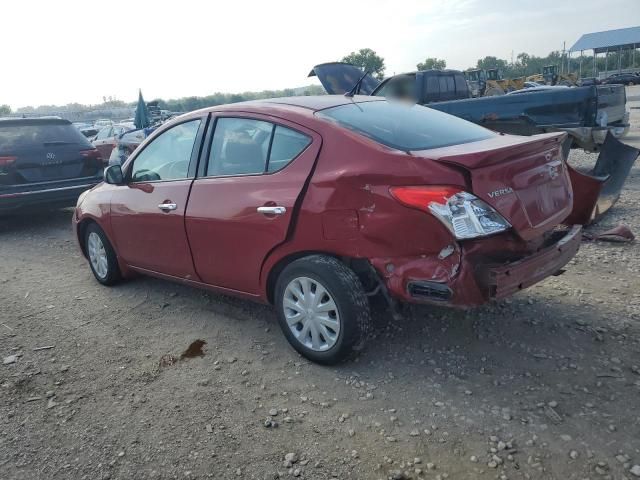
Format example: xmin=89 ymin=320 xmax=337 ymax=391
xmin=596 ymin=85 xmax=626 ymax=124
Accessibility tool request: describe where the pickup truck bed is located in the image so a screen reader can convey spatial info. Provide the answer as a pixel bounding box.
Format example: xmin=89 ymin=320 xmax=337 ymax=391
xmin=428 ymin=85 xmax=628 ymax=152
xmin=309 ymin=63 xmax=629 ymax=152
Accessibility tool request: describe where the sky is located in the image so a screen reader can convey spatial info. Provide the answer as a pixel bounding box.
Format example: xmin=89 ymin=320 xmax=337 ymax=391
xmin=2 ymin=0 xmax=638 ymax=109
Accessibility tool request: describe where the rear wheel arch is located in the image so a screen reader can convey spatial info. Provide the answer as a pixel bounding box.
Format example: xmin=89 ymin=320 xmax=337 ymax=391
xmin=265 ymin=252 xmax=377 ymax=304
xmin=266 ymin=251 xmax=335 ymax=304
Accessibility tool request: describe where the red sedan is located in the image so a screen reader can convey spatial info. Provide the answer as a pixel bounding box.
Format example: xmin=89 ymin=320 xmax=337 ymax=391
xmin=73 ymin=96 xmax=580 ymax=364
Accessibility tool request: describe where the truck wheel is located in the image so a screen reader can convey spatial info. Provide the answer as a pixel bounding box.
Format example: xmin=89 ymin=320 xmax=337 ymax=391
xmin=274 ymin=255 xmax=371 ymax=365
xmin=85 ymin=223 xmax=121 ymax=285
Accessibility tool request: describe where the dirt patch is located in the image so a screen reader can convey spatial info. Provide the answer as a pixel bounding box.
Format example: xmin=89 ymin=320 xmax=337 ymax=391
xmin=1 ymin=149 xmax=640 ymax=479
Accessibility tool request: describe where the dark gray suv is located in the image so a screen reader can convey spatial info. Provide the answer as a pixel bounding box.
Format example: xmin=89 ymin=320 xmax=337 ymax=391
xmin=0 ymin=118 xmax=104 ymax=214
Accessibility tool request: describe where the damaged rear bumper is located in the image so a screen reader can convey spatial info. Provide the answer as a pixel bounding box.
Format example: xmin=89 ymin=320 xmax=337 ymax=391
xmin=476 ymin=225 xmax=581 ymax=300
xmin=372 ymin=225 xmax=582 ymax=307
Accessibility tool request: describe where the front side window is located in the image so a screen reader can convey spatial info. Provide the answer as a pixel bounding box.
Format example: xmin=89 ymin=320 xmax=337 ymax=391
xmin=130 ymin=119 xmax=201 ymax=182
xmin=317 ymin=100 xmax=494 ymax=151
xmin=207 ymin=118 xmax=310 ymax=176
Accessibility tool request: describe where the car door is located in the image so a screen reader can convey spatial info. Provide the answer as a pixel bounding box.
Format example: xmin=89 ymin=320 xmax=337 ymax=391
xmin=110 ymin=117 xmax=206 ymax=279
xmin=185 ymin=114 xmax=321 ymax=295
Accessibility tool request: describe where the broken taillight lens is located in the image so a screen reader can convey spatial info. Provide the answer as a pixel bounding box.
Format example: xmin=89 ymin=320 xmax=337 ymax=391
xmin=390 ymin=186 xmax=511 ymax=240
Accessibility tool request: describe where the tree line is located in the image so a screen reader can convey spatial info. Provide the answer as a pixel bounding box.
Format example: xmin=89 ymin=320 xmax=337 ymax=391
xmin=338 ymin=47 xmax=638 ymax=80
xmin=5 ymin=47 xmax=637 ymax=116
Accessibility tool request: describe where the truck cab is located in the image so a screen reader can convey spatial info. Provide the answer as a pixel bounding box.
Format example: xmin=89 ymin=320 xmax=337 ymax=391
xmin=373 ymin=69 xmax=470 ymax=103
xmin=464 ymin=69 xmax=487 ymax=97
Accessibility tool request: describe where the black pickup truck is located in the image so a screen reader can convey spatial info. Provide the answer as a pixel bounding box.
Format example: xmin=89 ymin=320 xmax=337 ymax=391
xmin=309 ymin=63 xmax=629 ymax=152
xmin=310 ymin=63 xmax=638 ymax=224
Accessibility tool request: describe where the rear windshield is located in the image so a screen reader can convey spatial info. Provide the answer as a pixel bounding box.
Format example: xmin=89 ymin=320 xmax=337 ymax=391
xmin=0 ymin=122 xmax=92 ymax=151
xmin=317 ymin=100 xmax=494 ymax=151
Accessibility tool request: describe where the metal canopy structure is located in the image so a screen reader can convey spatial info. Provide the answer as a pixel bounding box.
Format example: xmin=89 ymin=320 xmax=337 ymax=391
xmin=568 ymin=26 xmax=640 ymax=79
xmin=570 ymin=26 xmax=640 ymax=54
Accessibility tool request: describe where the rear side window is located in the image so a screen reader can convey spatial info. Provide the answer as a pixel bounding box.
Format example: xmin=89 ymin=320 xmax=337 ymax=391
xmin=268 ymin=126 xmax=311 ymax=172
xmin=208 ymin=118 xmax=271 ymax=176
xmin=0 ymin=122 xmax=92 ymax=152
xmin=207 ymin=118 xmax=310 ymax=176
xmin=317 ymin=100 xmax=494 ymax=151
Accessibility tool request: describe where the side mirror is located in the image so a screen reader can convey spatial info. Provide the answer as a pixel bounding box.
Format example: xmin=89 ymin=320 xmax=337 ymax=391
xmin=104 ymin=164 xmax=124 ymax=185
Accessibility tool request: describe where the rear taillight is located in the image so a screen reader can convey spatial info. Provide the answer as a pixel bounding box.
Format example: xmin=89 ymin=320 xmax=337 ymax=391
xmin=390 ymin=185 xmax=511 ymax=240
xmin=80 ymin=149 xmax=104 ymax=166
xmin=0 ymin=156 xmax=17 ymax=167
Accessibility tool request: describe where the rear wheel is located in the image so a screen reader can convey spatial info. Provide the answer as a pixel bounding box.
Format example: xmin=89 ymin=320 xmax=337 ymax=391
xmin=85 ymin=223 xmax=120 ymax=285
xmin=274 ymin=255 xmax=370 ymax=365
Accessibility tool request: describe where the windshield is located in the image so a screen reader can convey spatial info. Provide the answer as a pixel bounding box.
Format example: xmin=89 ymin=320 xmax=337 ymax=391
xmin=466 ymin=71 xmax=479 ymax=81
xmin=317 ymin=100 xmax=494 ymax=151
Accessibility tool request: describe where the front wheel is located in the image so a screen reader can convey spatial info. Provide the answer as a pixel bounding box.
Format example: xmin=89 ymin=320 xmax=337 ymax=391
xmin=274 ymin=255 xmax=371 ymax=364
xmin=85 ymin=223 xmax=121 ymax=285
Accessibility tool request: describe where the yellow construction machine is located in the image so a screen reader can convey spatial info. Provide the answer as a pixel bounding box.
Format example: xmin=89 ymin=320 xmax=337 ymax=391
xmin=527 ymin=65 xmax=577 ymax=86
xmin=464 ymin=68 xmax=525 ymax=96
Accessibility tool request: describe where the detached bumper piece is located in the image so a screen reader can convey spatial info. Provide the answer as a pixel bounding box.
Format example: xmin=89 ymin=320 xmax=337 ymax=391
xmin=565 ymin=133 xmax=639 ymax=225
xmin=479 ymin=225 xmax=581 ymax=300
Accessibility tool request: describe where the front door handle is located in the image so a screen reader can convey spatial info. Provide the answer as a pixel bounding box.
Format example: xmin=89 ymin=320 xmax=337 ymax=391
xmin=158 ymin=202 xmax=177 ymax=211
xmin=257 ymin=206 xmax=286 ymax=215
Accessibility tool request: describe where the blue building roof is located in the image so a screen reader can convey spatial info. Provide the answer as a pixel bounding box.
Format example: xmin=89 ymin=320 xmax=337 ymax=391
xmin=570 ymin=26 xmax=640 ymax=53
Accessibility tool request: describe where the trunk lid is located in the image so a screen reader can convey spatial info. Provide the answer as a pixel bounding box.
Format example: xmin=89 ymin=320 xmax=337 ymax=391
xmin=413 ymin=132 xmax=572 ymax=240
xmin=0 ymin=119 xmax=101 ymax=187
xmin=308 ymin=62 xmax=381 ymax=95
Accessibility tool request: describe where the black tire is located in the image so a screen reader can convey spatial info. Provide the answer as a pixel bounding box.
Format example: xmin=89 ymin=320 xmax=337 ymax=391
xmin=274 ymin=255 xmax=371 ymax=365
xmin=84 ymin=223 xmax=121 ymax=286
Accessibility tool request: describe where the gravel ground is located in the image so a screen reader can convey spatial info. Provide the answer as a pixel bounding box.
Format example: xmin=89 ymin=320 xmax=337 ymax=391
xmin=2 ymin=124 xmax=640 ymax=480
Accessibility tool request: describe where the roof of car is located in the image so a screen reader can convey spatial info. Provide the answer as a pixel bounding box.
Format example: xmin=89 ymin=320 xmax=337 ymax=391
xmin=0 ymin=117 xmax=71 ymax=126
xmin=189 ymin=95 xmax=383 ymax=117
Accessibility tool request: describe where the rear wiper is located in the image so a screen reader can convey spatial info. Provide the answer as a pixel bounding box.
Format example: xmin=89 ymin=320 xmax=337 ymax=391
xmin=345 ymin=70 xmax=370 ymax=98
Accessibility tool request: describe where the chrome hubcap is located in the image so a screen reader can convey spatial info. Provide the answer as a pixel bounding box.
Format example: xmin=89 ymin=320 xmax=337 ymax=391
xmin=87 ymin=232 xmax=108 ymax=279
xmin=283 ymin=276 xmax=340 ymax=352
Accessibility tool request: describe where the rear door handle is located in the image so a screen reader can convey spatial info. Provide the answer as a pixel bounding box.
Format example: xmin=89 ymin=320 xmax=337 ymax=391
xmin=257 ymin=206 xmax=286 ymax=215
xmin=158 ymin=203 xmax=177 ymax=211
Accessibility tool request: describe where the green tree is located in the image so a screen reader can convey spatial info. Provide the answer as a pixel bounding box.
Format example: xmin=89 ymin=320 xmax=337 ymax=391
xmin=417 ymin=58 xmax=447 ymax=70
xmin=515 ymin=52 xmax=530 ymax=75
xmin=0 ymin=104 xmax=11 ymax=115
xmin=476 ymin=56 xmax=508 ymax=71
xmin=341 ymin=48 xmax=386 ymax=79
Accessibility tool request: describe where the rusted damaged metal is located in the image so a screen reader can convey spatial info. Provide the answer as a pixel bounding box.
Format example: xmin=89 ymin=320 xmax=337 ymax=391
xmin=566 ymin=133 xmax=639 ymax=225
